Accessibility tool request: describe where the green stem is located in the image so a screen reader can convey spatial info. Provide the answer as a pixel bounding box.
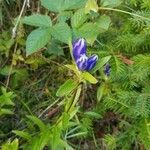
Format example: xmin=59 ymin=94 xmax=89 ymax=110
xmin=99 ymin=7 xmax=150 ymax=21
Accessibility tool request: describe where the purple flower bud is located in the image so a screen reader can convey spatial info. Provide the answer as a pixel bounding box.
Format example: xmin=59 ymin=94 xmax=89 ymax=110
xmin=72 ymin=38 xmax=98 ymax=71
xmin=85 ymin=55 xmax=98 ymax=71
xmin=73 ymin=38 xmax=87 ymax=61
xmin=104 ymin=63 xmax=111 ymax=76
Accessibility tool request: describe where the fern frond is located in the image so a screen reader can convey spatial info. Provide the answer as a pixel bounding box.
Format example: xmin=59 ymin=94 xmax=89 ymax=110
xmin=132 ymin=54 xmax=150 ymax=82
xmin=134 ymin=93 xmax=150 ymax=118
xmin=141 ymin=0 xmax=150 ymax=10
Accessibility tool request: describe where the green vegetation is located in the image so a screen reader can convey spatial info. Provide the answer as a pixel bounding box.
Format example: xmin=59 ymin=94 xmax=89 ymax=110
xmin=0 ymin=0 xmax=150 ymax=149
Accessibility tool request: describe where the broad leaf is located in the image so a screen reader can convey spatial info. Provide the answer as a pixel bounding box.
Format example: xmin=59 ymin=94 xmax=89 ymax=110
xmin=74 ymin=23 xmax=100 ymax=44
xmin=96 ymin=15 xmax=111 ymax=32
xmin=56 ymin=79 xmax=78 ymax=97
xmin=47 ymin=40 xmax=64 ymax=56
xmin=26 ymin=28 xmax=51 ymax=56
xmin=23 ymin=14 xmax=52 ymax=27
xmin=71 ymin=9 xmax=88 ymax=28
xmin=82 ymin=72 xmax=98 ymax=84
xmin=51 ymin=22 xmax=72 ymax=44
xmin=41 ymin=0 xmax=87 ymax=12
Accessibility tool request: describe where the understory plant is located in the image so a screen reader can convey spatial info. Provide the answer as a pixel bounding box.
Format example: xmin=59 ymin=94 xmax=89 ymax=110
xmin=0 ymin=0 xmax=150 ymax=149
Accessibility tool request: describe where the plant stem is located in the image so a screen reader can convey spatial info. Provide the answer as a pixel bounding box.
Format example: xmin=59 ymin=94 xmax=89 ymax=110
xmin=99 ymin=7 xmax=150 ymax=21
xmin=12 ymin=0 xmax=28 ymax=38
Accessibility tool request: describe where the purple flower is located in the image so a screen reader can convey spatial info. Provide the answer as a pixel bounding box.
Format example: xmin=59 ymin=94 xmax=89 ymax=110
xmin=73 ymin=38 xmax=98 ymax=71
xmin=104 ymin=63 xmax=111 ymax=76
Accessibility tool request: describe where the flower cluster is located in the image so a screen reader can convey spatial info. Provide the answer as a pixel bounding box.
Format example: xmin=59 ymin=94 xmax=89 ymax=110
xmin=72 ymin=38 xmax=98 ymax=71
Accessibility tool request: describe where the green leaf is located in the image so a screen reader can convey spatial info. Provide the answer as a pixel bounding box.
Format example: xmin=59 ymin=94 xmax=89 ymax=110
xmin=85 ymin=0 xmax=99 ymax=13
xmin=97 ymin=83 xmax=107 ymax=102
xmin=74 ymin=22 xmax=100 ymax=44
xmin=91 ymin=55 xmax=111 ymax=73
xmin=41 ymin=0 xmax=87 ymax=12
xmin=62 ymin=112 xmax=70 ymax=129
xmin=56 ymin=79 xmax=78 ymax=97
xmin=2 ymin=139 xmax=19 ymax=150
xmin=101 ymin=0 xmax=122 ymax=8
xmin=82 ymin=72 xmax=98 ymax=84
xmin=58 ymin=11 xmax=73 ymax=23
xmin=12 ymin=130 xmax=31 ymax=140
xmin=47 ymin=40 xmax=64 ymax=56
xmin=51 ymin=22 xmax=72 ymax=44
xmin=11 ymin=69 xmax=29 ymax=88
xmin=0 ymin=87 xmax=15 ymax=107
xmin=29 ymin=131 xmax=51 ymax=150
xmin=26 ymin=28 xmax=51 ymax=56
xmin=84 ymin=111 xmax=101 ymax=118
xmin=0 ymin=66 xmax=16 ymax=75
xmin=71 ymin=9 xmax=88 ymax=28
xmin=27 ymin=115 xmax=46 ymax=132
xmin=0 ymin=109 xmax=13 ymax=116
xmin=96 ymin=15 xmax=111 ymax=32
xmin=22 ymin=14 xmax=52 ymax=27
xmin=52 ymin=127 xmax=61 ymax=150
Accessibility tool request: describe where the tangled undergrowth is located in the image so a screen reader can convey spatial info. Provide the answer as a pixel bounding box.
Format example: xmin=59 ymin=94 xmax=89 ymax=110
xmin=0 ymin=0 xmax=150 ymax=149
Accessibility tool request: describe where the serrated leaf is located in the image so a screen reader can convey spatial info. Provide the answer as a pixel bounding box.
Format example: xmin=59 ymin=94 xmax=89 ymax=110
xmin=85 ymin=0 xmax=99 ymax=13
xmin=96 ymin=15 xmax=111 ymax=32
xmin=56 ymin=79 xmax=78 ymax=97
xmin=51 ymin=22 xmax=72 ymax=44
xmin=23 ymin=14 xmax=52 ymax=27
xmin=41 ymin=0 xmax=87 ymax=12
xmin=74 ymin=23 xmax=100 ymax=44
xmin=71 ymin=9 xmax=88 ymax=28
xmin=47 ymin=40 xmax=64 ymax=56
xmin=26 ymin=28 xmax=51 ymax=56
xmin=27 ymin=115 xmax=46 ymax=132
xmin=101 ymin=0 xmax=122 ymax=8
xmin=82 ymin=72 xmax=98 ymax=84
xmin=58 ymin=11 xmax=73 ymax=22
xmin=91 ymin=55 xmax=111 ymax=73
xmin=12 ymin=130 xmax=31 ymax=140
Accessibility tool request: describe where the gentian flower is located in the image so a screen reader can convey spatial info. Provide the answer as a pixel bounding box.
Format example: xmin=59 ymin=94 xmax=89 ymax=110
xmin=104 ymin=63 xmax=111 ymax=76
xmin=73 ymin=38 xmax=98 ymax=71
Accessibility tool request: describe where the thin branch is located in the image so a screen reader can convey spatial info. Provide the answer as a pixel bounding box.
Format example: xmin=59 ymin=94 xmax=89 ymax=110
xmin=12 ymin=0 xmax=28 ymax=38
xmin=99 ymin=7 xmax=150 ymax=21
xmin=5 ymin=43 xmax=18 ymax=88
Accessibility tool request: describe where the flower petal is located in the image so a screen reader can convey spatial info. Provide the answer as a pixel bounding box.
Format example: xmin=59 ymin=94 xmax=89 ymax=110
xmin=104 ymin=63 xmax=111 ymax=76
xmin=73 ymin=38 xmax=87 ymax=61
xmin=85 ymin=55 xmax=98 ymax=71
xmin=76 ymin=54 xmax=88 ymax=70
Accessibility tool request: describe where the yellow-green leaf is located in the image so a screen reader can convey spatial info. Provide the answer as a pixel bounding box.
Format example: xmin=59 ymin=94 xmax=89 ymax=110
xmin=85 ymin=0 xmax=99 ymax=14
xmin=82 ymin=72 xmax=98 ymax=84
xmin=56 ymin=79 xmax=78 ymax=97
